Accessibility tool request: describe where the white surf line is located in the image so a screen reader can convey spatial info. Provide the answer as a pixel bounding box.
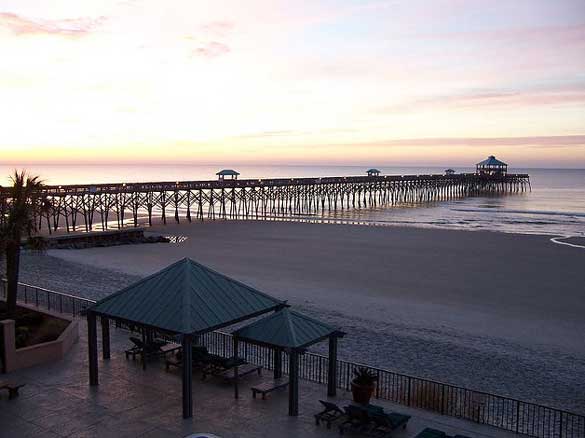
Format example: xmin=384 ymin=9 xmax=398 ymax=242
xmin=550 ymin=236 xmax=585 ymax=249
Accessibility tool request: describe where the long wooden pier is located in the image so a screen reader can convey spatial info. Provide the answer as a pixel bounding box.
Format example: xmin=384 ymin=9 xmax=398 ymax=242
xmin=0 ymin=173 xmax=529 ymax=233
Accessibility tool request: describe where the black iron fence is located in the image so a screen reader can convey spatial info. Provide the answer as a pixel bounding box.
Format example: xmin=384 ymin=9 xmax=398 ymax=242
xmin=200 ymin=329 xmax=585 ymax=438
xmin=2 ymin=280 xmax=583 ymax=438
xmin=1 ymin=279 xmax=94 ymax=317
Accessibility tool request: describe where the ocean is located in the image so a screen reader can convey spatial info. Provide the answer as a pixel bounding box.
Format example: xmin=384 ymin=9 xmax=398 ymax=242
xmin=1 ymin=164 xmax=584 ymax=237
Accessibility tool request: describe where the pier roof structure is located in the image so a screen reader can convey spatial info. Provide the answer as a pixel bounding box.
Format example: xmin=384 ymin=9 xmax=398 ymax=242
xmin=216 ymin=169 xmax=240 ymax=180
xmin=476 ymin=156 xmax=508 ymax=176
xmin=477 ymin=156 xmax=507 ymax=167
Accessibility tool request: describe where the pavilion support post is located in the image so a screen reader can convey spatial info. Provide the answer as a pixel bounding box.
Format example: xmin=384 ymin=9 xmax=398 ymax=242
xmin=141 ymin=328 xmax=147 ymax=370
xmin=233 ymin=337 xmax=239 ymax=399
xmin=274 ymin=347 xmax=282 ymax=379
xmin=182 ymin=335 xmax=193 ymax=419
xmin=87 ymin=311 xmax=99 ymax=386
xmin=327 ymin=336 xmax=338 ymax=396
xmin=288 ymin=349 xmax=299 ymax=416
xmin=101 ymin=316 xmax=110 ymax=360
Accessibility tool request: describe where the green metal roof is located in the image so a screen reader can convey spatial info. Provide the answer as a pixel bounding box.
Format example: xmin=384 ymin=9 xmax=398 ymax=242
xmin=477 ymin=155 xmax=507 ymax=167
xmin=89 ymin=258 xmax=285 ymax=335
xmin=233 ymin=308 xmax=343 ymax=350
xmin=216 ymin=169 xmax=240 ymax=175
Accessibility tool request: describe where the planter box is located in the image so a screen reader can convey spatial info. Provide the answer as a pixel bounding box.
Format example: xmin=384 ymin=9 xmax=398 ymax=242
xmin=1 ymin=305 xmax=79 ymax=373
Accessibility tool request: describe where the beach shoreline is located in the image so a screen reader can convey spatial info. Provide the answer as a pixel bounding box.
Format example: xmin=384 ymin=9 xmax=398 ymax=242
xmin=19 ymin=220 xmax=585 ymax=413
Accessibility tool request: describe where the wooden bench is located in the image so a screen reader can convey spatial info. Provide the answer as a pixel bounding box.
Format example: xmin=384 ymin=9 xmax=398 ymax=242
xmin=251 ymin=378 xmax=289 ymax=400
xmin=0 ymin=381 xmax=25 ymax=400
xmin=217 ymin=363 xmax=262 ymax=382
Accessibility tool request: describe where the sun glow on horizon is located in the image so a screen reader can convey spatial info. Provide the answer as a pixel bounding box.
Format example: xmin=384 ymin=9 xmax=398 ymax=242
xmin=1 ymin=0 xmax=584 ymax=167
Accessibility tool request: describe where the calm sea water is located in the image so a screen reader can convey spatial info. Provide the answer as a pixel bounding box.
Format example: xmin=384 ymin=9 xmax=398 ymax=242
xmin=1 ymin=164 xmax=584 ymax=237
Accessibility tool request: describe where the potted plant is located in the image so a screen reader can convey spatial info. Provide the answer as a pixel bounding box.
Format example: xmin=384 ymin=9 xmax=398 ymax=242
xmin=351 ymin=367 xmax=378 ymax=405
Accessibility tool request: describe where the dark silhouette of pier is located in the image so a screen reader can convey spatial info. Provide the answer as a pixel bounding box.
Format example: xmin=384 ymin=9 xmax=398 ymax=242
xmin=0 ymin=173 xmax=530 ymax=233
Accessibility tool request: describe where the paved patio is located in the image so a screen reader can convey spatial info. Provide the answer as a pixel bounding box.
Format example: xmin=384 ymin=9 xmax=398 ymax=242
xmin=1 ymin=321 xmax=520 ymax=438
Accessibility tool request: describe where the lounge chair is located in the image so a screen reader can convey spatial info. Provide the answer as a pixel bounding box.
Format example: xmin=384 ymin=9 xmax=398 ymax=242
xmin=415 ymin=428 xmax=472 ymax=438
xmin=201 ymin=356 xmax=248 ymax=380
xmin=415 ymin=428 xmax=447 ymax=438
xmin=125 ymin=336 xmax=168 ymax=360
xmin=369 ymin=411 xmax=411 ymax=437
xmin=166 ymin=345 xmax=214 ymax=371
xmin=338 ymin=405 xmax=372 ymax=435
xmin=315 ymin=400 xmax=346 ymax=429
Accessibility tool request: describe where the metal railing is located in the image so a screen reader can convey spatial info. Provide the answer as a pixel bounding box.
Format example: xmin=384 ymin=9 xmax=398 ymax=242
xmin=2 ymin=280 xmax=583 ymax=438
xmin=1 ymin=279 xmax=94 ymax=317
xmin=199 ymin=330 xmax=585 ymax=438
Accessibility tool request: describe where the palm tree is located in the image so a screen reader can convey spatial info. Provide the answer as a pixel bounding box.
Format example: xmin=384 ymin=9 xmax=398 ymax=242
xmin=0 ymin=171 xmax=47 ymax=317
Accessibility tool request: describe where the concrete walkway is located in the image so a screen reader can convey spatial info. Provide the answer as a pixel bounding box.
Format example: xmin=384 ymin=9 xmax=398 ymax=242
xmin=0 ymin=321 xmax=520 ymax=438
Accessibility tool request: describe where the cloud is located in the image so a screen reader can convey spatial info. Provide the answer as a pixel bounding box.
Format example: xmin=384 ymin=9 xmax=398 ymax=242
xmin=192 ymin=41 xmax=230 ymax=58
xmin=0 ymin=12 xmax=106 ymax=38
xmin=377 ymin=84 xmax=585 ymax=114
xmin=200 ymin=21 xmax=235 ymax=37
xmin=361 ymin=135 xmax=585 ymax=149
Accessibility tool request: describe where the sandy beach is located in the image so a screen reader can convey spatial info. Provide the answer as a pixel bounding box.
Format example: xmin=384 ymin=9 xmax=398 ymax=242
xmin=20 ymin=221 xmax=585 ymax=413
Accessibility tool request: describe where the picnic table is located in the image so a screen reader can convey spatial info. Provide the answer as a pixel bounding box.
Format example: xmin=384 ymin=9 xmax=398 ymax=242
xmin=251 ymin=377 xmax=289 ymax=400
xmin=216 ymin=363 xmax=263 ymax=382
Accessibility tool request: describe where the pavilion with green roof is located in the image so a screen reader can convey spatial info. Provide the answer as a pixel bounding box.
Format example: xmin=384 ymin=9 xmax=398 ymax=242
xmin=85 ymin=258 xmax=286 ymax=418
xmin=216 ymin=169 xmax=240 ymax=180
xmin=233 ymin=308 xmax=345 ymax=416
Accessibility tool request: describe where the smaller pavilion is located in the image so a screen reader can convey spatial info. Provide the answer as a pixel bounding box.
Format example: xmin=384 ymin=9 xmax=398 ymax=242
xmin=216 ymin=169 xmax=240 ymax=180
xmin=444 ymin=168 xmax=455 ymax=175
xmin=476 ymin=156 xmax=507 ymax=176
xmin=366 ymin=168 xmax=381 ymax=177
xmin=233 ymin=308 xmax=344 ymax=416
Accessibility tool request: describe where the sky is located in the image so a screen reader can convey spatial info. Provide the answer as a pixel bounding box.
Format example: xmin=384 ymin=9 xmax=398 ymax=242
xmin=0 ymin=0 xmax=584 ymax=167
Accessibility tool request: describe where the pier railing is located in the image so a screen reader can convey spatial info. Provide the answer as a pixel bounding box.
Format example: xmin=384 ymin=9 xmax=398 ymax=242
xmin=0 ymin=173 xmax=530 ymax=233
xmin=2 ymin=280 xmax=582 ymax=438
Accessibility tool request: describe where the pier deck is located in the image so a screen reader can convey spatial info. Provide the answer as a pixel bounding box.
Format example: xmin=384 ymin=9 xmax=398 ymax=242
xmin=0 ymin=173 xmax=529 ymax=233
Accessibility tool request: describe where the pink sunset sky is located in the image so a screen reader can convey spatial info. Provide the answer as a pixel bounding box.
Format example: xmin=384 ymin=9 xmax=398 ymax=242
xmin=1 ymin=0 xmax=584 ymax=167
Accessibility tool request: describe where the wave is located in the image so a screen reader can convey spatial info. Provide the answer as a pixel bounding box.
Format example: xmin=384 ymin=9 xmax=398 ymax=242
xmin=452 ymin=208 xmax=585 ymax=219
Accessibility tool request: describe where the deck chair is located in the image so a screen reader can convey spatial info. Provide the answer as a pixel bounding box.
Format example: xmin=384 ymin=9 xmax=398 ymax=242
xmin=415 ymin=428 xmax=447 ymax=438
xmin=338 ymin=405 xmax=372 ymax=435
xmin=125 ymin=336 xmax=167 ymax=360
xmin=201 ymin=355 xmax=247 ymax=380
xmin=369 ymin=411 xmax=411 ymax=437
xmin=315 ymin=400 xmax=346 ymax=429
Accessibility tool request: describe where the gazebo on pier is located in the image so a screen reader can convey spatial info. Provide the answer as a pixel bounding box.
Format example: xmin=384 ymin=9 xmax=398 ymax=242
xmin=366 ymin=168 xmax=381 ymax=177
xmin=233 ymin=308 xmax=345 ymax=416
xmin=476 ymin=156 xmax=508 ymax=176
xmin=85 ymin=258 xmax=286 ymax=418
xmin=217 ymin=169 xmax=240 ymax=180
